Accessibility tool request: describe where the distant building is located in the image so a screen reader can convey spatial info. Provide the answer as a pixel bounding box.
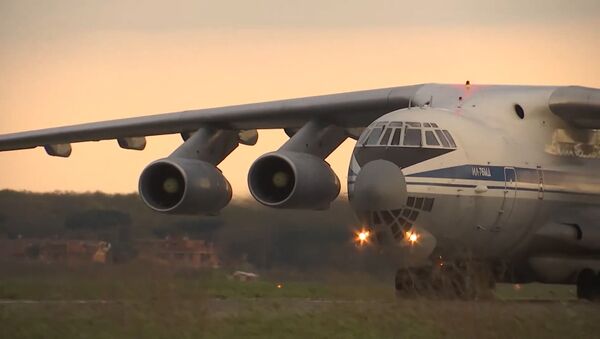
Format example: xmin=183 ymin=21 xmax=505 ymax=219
xmin=0 ymin=237 xmax=219 ymax=268
xmin=0 ymin=239 xmax=109 ymax=264
xmin=135 ymin=238 xmax=219 ymax=269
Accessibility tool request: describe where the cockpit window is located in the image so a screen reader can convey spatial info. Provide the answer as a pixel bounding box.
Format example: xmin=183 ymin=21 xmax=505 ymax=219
xmin=442 ymin=130 xmax=456 ymax=147
xmin=357 ymin=129 xmax=370 ymax=144
xmin=434 ymin=130 xmax=451 ymax=148
xmin=391 ymin=128 xmax=402 ymax=145
xmin=358 ymin=121 xmax=456 ymax=150
xmin=365 ymin=127 xmax=384 ymax=145
xmin=379 ymin=128 xmax=393 ymax=145
xmin=404 ymin=129 xmax=422 ymax=146
xmin=425 ymin=131 xmax=440 ymax=146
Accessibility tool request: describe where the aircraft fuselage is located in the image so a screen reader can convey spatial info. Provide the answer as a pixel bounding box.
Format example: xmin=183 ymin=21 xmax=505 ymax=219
xmin=348 ymin=84 xmax=600 ymax=284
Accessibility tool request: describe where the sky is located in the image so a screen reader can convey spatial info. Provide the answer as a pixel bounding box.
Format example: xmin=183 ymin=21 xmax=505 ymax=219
xmin=0 ymin=0 xmax=599 ymax=196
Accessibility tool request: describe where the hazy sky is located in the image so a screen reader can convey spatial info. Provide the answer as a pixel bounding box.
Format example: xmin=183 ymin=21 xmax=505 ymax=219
xmin=1 ymin=0 xmax=599 ymax=196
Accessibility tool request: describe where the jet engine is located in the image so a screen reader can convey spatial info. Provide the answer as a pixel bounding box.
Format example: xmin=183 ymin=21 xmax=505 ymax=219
xmin=248 ymin=151 xmax=340 ymax=209
xmin=139 ymin=158 xmax=232 ymax=215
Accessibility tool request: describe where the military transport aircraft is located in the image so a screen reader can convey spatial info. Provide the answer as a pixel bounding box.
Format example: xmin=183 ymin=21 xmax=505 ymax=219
xmin=1 ymin=83 xmax=599 ymax=300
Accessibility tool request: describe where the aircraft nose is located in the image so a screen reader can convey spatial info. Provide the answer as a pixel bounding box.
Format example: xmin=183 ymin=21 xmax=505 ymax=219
xmin=350 ymin=160 xmax=437 ymax=263
xmin=350 ymin=159 xmax=408 ymax=212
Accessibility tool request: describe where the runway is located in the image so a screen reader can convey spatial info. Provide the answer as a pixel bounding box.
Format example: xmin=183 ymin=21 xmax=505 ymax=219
xmin=0 ymin=297 xmax=582 ymax=305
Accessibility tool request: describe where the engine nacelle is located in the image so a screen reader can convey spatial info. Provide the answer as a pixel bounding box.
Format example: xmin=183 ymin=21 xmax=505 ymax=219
xmin=248 ymin=151 xmax=340 ymax=209
xmin=139 ymin=158 xmax=232 ymax=215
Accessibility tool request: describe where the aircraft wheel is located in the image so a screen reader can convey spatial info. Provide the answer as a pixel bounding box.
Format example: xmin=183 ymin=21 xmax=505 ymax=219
xmin=395 ymin=267 xmax=431 ymax=298
xmin=395 ymin=268 xmax=413 ymax=297
xmin=443 ymin=261 xmax=495 ymax=300
xmin=395 ymin=263 xmax=495 ymax=300
xmin=576 ymin=269 xmax=599 ymax=301
xmin=429 ymin=265 xmax=463 ymax=299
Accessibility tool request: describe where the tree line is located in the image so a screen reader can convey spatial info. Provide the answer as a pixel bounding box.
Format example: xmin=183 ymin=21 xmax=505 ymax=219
xmin=0 ymin=190 xmax=396 ymax=274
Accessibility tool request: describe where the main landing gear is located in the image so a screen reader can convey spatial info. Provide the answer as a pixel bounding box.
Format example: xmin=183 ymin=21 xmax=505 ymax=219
xmin=576 ymin=269 xmax=600 ymax=301
xmin=395 ymin=261 xmax=495 ymax=300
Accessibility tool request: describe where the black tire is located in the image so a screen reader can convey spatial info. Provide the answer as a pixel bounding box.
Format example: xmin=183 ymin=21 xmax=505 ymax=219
xmin=395 ymin=267 xmax=431 ymax=298
xmin=445 ymin=262 xmax=494 ymax=300
xmin=395 ymin=262 xmax=495 ymax=300
xmin=576 ymin=269 xmax=597 ymax=301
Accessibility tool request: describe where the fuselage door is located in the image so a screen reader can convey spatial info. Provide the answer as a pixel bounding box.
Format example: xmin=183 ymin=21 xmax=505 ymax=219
xmin=537 ymin=166 xmax=544 ymax=200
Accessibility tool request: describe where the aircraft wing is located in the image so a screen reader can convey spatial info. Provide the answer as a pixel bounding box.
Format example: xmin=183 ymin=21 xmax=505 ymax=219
xmin=0 ymin=85 xmax=423 ymax=154
xmin=549 ymin=86 xmax=600 ymax=129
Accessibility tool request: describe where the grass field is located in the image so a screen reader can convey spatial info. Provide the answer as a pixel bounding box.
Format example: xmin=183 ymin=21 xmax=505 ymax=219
xmin=1 ymin=261 xmax=599 ymax=338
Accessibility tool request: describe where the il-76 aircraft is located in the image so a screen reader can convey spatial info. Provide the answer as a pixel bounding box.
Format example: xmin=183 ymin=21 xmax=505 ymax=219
xmin=1 ymin=83 xmax=599 ymax=300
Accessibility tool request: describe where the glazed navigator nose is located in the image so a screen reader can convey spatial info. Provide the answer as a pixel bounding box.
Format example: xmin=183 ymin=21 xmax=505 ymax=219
xmin=350 ymin=159 xmax=408 ymax=212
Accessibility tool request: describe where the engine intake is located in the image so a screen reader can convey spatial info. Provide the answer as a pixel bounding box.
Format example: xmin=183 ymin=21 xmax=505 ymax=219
xmin=139 ymin=158 xmax=232 ymax=215
xmin=248 ymin=151 xmax=340 ymax=209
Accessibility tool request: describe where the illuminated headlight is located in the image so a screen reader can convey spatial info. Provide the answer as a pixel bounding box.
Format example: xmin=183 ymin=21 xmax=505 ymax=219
xmin=355 ymin=229 xmax=371 ymax=246
xmin=405 ymin=231 xmax=419 ymax=244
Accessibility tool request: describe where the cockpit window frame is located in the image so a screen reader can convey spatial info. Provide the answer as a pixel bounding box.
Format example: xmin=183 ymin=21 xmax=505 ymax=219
xmin=358 ymin=121 xmax=457 ymax=150
xmin=379 ymin=127 xmax=393 ymax=145
xmin=357 ymin=129 xmax=370 ymax=144
xmin=362 ymin=122 xmax=389 ymax=146
xmin=364 ymin=127 xmax=384 ymax=145
xmin=425 ymin=131 xmax=440 ymax=146
xmin=391 ymin=127 xmax=403 ymax=146
xmin=442 ymin=130 xmax=457 ymax=148
xmin=434 ymin=130 xmax=451 ymax=148
xmin=403 ymin=128 xmax=422 ymax=147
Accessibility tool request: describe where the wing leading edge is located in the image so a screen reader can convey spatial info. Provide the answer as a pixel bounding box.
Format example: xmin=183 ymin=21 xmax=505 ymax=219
xmin=0 ymin=85 xmax=424 ymax=153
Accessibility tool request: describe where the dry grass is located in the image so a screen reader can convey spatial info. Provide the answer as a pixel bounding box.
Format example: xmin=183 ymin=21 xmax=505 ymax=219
xmin=1 ymin=261 xmax=598 ymax=339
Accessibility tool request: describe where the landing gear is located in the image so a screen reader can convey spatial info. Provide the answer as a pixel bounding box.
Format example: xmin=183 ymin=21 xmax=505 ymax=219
xmin=576 ymin=269 xmax=600 ymax=301
xmin=395 ymin=261 xmax=495 ymax=300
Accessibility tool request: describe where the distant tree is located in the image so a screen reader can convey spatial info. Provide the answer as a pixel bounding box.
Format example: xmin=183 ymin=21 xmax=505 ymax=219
xmin=0 ymin=190 xmax=395 ymax=274
xmin=0 ymin=214 xmax=6 ymax=237
xmin=64 ymin=209 xmax=131 ymax=231
xmin=152 ymin=218 xmax=223 ymax=240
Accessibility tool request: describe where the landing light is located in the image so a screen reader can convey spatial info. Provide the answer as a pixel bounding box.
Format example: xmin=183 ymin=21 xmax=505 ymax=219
xmin=355 ymin=229 xmax=371 ymax=246
xmin=406 ymin=231 xmax=419 ymax=245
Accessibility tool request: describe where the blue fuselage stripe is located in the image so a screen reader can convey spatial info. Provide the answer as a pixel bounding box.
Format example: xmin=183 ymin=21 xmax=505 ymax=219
xmin=405 ymin=164 xmax=600 ymax=197
xmin=405 ymin=181 xmax=600 ymax=197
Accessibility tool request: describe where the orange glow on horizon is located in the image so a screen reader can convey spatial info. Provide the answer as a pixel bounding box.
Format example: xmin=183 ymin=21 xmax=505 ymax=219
xmin=0 ymin=9 xmax=598 ymax=194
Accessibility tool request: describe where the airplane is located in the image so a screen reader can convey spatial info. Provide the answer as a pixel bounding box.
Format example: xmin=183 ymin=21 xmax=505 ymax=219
xmin=1 ymin=82 xmax=599 ymax=300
